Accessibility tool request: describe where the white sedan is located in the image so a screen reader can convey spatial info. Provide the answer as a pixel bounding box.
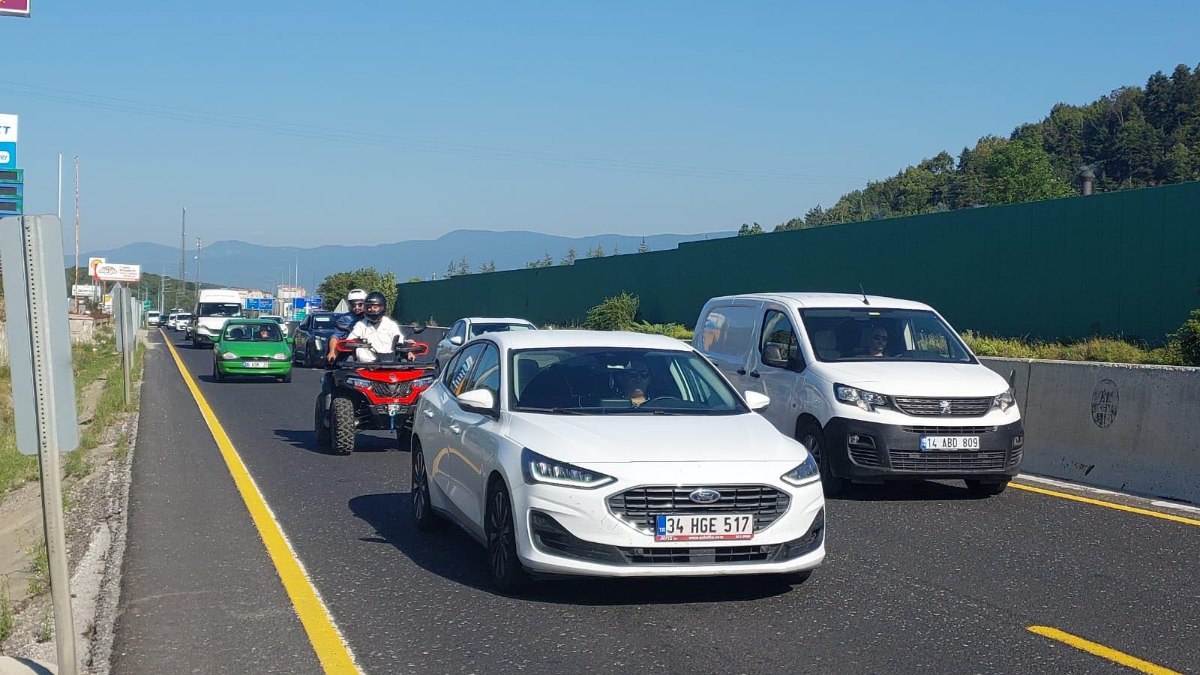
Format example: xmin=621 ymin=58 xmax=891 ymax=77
xmin=434 ymin=316 xmax=536 ymax=368
xmin=411 ymin=330 xmax=826 ymax=591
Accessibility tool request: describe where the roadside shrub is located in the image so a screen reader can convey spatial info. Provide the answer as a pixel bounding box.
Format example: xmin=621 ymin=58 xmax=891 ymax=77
xmin=584 ymin=292 xmax=639 ymax=331
xmin=1168 ymin=309 xmax=1200 ymax=366
xmin=629 ymin=321 xmax=694 ymax=341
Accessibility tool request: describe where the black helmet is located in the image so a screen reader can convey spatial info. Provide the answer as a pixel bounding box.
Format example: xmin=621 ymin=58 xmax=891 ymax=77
xmin=364 ymin=291 xmax=387 ymax=324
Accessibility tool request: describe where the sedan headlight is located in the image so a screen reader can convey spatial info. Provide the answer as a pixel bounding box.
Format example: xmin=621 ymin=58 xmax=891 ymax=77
xmin=834 ymin=383 xmax=889 ymax=413
xmin=220 ymin=352 xmax=238 ymax=360
xmin=993 ymin=387 xmax=1017 ymax=413
xmin=781 ymin=454 xmax=820 ymax=487
xmin=273 ymin=352 xmax=289 ymax=360
xmin=521 ymin=448 xmax=615 ymax=489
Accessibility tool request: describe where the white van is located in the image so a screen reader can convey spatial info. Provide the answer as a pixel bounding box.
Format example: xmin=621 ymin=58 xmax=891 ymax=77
xmin=192 ymin=289 xmax=244 ymax=348
xmin=693 ymin=293 xmax=1023 ymax=496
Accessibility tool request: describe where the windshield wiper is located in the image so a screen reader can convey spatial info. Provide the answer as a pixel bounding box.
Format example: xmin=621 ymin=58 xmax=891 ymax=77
xmin=516 ymin=406 xmax=593 ymax=415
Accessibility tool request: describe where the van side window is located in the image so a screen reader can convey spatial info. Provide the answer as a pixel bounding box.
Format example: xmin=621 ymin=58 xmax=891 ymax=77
xmin=760 ymin=310 xmax=803 ymax=371
xmin=699 ymin=306 xmax=757 ymax=357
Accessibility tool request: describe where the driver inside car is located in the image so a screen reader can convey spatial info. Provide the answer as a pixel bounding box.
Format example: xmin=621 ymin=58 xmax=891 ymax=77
xmin=612 ymin=357 xmax=652 ymax=407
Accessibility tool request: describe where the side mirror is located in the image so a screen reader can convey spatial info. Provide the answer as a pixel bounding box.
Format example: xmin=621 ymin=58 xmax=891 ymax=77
xmin=762 ymin=353 xmax=789 ymax=369
xmin=744 ymin=391 xmax=771 ymax=411
xmin=286 ymin=336 xmax=295 ymax=346
xmin=450 ymin=335 xmax=464 ymax=346
xmin=457 ymin=388 xmax=496 ymax=415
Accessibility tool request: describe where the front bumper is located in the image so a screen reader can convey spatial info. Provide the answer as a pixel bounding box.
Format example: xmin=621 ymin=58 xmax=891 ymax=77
xmin=823 ymin=416 xmax=1024 ymax=481
xmin=508 ymin=464 xmax=826 ymax=578
xmin=216 ymin=361 xmax=291 ymax=376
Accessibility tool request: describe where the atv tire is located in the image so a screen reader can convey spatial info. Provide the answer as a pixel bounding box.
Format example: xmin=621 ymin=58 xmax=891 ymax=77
xmin=314 ymin=397 xmax=331 ymax=446
xmin=331 ymin=396 xmax=357 ymax=455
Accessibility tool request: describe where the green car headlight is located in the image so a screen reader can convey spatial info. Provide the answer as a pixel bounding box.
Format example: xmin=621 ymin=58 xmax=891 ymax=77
xmin=221 ymin=352 xmax=238 ymax=360
xmin=273 ymin=352 xmax=289 ymax=360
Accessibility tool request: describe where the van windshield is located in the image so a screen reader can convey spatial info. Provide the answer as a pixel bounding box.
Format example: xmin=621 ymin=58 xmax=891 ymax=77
xmin=198 ymin=303 xmax=242 ymax=318
xmin=800 ymin=308 xmax=975 ymax=364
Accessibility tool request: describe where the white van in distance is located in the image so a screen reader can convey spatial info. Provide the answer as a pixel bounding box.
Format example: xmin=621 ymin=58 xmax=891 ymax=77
xmin=192 ymin=289 xmax=244 ymax=348
xmin=693 ymin=292 xmax=1024 ymax=496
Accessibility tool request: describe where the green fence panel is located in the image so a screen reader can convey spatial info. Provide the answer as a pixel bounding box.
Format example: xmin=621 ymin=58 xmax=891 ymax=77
xmin=397 ymin=181 xmax=1200 ymax=344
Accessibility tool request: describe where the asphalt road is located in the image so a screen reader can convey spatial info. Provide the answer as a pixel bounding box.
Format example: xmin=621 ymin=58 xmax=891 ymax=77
xmin=115 ymin=328 xmax=1200 ymax=674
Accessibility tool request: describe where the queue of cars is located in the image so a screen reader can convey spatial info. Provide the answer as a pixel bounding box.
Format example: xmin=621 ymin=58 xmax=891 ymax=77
xmin=165 ymin=289 xmax=1022 ymax=591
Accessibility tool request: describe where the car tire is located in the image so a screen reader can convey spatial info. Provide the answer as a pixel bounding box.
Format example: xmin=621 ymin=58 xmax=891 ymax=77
xmin=314 ymin=397 xmax=331 ymax=446
xmin=305 ymin=344 xmax=317 ymax=368
xmin=965 ymin=479 xmax=1009 ymax=496
xmin=331 ymin=396 xmax=357 ymax=455
xmin=411 ymin=441 xmax=444 ymax=532
xmin=213 ymin=362 xmax=223 ymax=383
xmin=486 ymin=481 xmax=531 ymax=593
xmin=799 ymin=421 xmax=847 ymax=497
xmin=279 ymin=371 xmax=292 ymax=383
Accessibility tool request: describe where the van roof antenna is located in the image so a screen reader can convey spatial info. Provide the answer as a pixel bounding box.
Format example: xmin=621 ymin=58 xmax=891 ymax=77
xmin=858 ymin=284 xmax=870 ymax=305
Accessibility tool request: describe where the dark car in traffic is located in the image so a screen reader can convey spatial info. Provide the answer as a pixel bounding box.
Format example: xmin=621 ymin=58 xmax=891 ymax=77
xmin=291 ymin=312 xmax=341 ymax=367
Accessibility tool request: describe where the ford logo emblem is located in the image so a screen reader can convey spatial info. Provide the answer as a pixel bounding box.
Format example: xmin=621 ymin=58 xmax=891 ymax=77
xmin=689 ymin=488 xmax=721 ymax=504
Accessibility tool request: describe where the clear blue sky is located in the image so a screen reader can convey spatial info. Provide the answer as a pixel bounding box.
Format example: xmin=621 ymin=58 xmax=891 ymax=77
xmin=3 ymin=1 xmax=1198 ymax=251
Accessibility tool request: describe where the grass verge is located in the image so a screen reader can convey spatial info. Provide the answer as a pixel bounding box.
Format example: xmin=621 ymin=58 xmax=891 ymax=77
xmin=962 ymin=331 xmax=1185 ymax=365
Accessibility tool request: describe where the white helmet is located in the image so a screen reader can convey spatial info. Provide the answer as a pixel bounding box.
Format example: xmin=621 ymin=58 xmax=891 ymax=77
xmin=347 ymin=288 xmax=367 ymax=302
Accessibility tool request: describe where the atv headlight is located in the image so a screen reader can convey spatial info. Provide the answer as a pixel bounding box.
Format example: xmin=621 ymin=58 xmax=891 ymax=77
xmin=411 ymin=376 xmax=435 ymax=389
xmin=781 ymin=454 xmax=820 ymax=487
xmin=521 ymin=448 xmax=615 ymax=489
xmin=835 ymin=383 xmax=889 ymax=413
xmin=347 ymin=377 xmax=373 ymax=390
xmin=221 ymin=352 xmax=238 ymax=360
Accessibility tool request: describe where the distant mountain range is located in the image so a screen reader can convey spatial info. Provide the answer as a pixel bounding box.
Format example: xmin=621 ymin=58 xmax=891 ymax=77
xmin=75 ymin=229 xmax=733 ymax=291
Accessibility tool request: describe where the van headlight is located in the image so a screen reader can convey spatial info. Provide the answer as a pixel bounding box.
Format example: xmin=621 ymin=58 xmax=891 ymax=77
xmin=521 ymin=448 xmax=615 ymax=489
xmin=993 ymin=388 xmax=1017 ymax=413
xmin=781 ymin=454 xmax=820 ymax=486
xmin=835 ymin=383 xmax=889 ymax=413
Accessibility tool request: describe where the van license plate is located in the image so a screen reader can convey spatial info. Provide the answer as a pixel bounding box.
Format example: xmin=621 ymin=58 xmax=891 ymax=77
xmin=655 ymin=514 xmax=754 ymax=542
xmin=920 ymin=436 xmax=980 ymax=451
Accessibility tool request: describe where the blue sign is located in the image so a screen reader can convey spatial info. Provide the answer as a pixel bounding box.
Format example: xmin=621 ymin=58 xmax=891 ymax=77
xmin=309 ymin=296 xmax=322 ymax=309
xmin=258 ymin=298 xmax=275 ymax=311
xmin=293 ymin=297 xmax=307 ymax=309
xmin=0 ymin=142 xmax=14 ymax=171
xmin=245 ymin=298 xmax=259 ymax=310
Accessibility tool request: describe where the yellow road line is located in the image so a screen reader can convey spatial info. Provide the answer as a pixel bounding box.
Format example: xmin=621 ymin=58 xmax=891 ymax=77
xmin=1010 ymin=482 xmax=1200 ymax=527
xmin=161 ymin=331 xmax=360 ymax=674
xmin=1028 ymin=626 xmax=1181 ymax=675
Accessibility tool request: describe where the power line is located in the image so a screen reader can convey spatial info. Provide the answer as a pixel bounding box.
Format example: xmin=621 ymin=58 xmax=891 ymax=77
xmin=0 ymin=80 xmax=869 ymax=186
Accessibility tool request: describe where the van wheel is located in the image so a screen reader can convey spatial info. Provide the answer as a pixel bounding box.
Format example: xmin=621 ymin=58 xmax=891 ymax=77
xmin=799 ymin=421 xmax=847 ymax=497
xmin=965 ymin=479 xmax=1009 ymax=496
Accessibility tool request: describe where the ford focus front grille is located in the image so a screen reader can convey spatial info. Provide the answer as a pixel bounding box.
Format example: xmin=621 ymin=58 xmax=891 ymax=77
xmin=607 ymin=485 xmax=790 ymax=535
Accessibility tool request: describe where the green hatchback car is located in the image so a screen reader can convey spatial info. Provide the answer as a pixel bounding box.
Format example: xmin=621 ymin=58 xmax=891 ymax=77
xmin=212 ymin=319 xmax=294 ymax=383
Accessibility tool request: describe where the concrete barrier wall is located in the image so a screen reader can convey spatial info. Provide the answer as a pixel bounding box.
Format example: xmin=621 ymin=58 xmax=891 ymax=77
xmin=981 ymin=357 xmax=1200 ymax=504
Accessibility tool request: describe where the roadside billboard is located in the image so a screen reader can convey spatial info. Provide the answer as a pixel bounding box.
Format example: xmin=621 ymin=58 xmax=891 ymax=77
xmin=94 ymin=263 xmax=141 ymax=282
xmin=71 ymin=284 xmax=101 ymax=299
xmin=0 ymin=113 xmax=17 ymax=170
xmin=0 ymin=1 xmax=31 ymax=18
xmin=88 ymin=257 xmax=106 ymax=280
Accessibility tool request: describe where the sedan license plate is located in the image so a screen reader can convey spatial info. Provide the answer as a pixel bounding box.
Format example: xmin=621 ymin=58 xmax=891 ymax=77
xmin=242 ymin=361 xmax=269 ymax=369
xmin=655 ymin=514 xmax=754 ymax=542
xmin=920 ymin=435 xmax=980 ymax=451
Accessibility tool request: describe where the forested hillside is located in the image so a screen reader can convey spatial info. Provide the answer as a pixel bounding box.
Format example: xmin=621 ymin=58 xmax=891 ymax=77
xmin=773 ymin=64 xmax=1200 ymax=231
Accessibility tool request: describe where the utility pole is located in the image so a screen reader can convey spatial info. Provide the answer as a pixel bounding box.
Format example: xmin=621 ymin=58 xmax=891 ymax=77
xmin=194 ymin=237 xmax=202 ymax=291
xmin=176 ymin=207 xmax=186 ymax=309
xmin=73 ymin=157 xmax=80 ymax=306
xmin=159 ymin=264 xmax=166 ymax=313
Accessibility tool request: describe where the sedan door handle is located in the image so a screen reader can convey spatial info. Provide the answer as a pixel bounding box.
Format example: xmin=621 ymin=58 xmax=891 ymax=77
xmin=736 ymin=368 xmax=747 ymax=375
xmin=423 ymin=410 xmax=435 ymax=418
xmin=448 ymin=423 xmax=462 ymax=435
xmin=749 ymin=371 xmax=761 ymax=378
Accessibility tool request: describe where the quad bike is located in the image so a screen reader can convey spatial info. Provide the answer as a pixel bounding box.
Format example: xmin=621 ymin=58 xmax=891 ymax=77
xmin=314 ymin=337 xmax=436 ymax=454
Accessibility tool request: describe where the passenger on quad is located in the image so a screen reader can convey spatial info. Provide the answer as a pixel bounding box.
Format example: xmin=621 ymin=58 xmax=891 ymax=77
xmin=325 ymin=288 xmax=368 ymax=364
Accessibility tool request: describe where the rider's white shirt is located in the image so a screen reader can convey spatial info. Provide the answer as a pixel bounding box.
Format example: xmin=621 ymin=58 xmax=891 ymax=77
xmin=349 ymin=317 xmax=405 ymax=362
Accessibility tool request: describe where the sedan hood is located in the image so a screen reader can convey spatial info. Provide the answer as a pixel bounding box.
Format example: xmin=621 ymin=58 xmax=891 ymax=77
xmin=815 ymin=360 xmax=1009 ymax=397
xmin=505 ymin=412 xmax=807 ymax=465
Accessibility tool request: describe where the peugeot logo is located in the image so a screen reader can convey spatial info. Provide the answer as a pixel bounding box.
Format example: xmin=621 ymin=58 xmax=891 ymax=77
xmin=689 ymin=488 xmax=722 ymax=504
xmin=939 ymin=400 xmax=952 ymax=414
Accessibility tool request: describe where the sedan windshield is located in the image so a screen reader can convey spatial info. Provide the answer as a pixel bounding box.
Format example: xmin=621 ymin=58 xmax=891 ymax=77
xmin=511 ymin=347 xmax=746 ymax=415
xmin=469 ymin=322 xmax=535 ymax=338
xmin=223 ymin=324 xmax=282 ymax=341
xmin=800 ymin=308 xmax=974 ymax=363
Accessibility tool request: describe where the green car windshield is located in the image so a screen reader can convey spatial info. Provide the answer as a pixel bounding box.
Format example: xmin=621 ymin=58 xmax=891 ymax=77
xmin=223 ymin=324 xmax=283 ymax=342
